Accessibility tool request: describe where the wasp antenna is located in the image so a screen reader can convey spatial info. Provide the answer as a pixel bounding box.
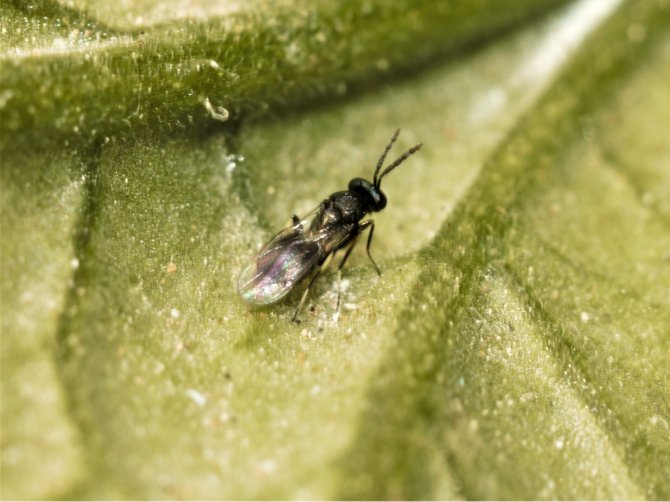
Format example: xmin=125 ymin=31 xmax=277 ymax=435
xmin=373 ymin=129 xmax=400 ymax=186
xmin=377 ymin=143 xmax=423 ymax=186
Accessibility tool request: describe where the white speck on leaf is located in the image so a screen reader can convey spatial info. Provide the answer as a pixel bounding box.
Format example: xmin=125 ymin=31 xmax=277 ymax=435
xmin=259 ymin=459 xmax=277 ymax=474
xmin=186 ymin=388 xmax=207 ymax=407
xmin=555 ymin=436 xmax=565 ymax=450
xmin=203 ymin=97 xmax=229 ymax=122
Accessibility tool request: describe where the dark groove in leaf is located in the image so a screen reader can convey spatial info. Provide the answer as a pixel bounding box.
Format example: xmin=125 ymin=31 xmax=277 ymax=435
xmin=55 ymin=139 xmax=104 ymax=360
xmin=502 ymin=261 xmax=667 ymax=498
xmin=533 ymin=232 xmax=627 ymax=288
xmin=51 ymin=138 xmax=105 ymax=496
xmin=1 ymin=0 xmax=570 ymax=151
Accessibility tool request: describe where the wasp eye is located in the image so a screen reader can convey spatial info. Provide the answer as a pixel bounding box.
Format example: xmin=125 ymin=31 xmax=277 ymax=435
xmin=374 ymin=191 xmax=387 ymax=211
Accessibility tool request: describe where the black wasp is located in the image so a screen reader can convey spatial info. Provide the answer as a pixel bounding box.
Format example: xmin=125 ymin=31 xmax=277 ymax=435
xmin=238 ymin=129 xmax=422 ymax=323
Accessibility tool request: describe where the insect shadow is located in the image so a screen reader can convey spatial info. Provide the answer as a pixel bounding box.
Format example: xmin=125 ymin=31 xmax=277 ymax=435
xmin=238 ymin=129 xmax=422 ymax=323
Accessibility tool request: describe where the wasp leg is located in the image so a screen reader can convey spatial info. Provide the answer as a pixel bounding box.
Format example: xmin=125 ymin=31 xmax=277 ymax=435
xmin=292 ymin=273 xmax=319 ymax=324
xmin=336 ymin=237 xmax=360 ymax=311
xmin=291 ymin=248 xmax=340 ymax=323
xmin=360 ymin=219 xmax=380 ymax=275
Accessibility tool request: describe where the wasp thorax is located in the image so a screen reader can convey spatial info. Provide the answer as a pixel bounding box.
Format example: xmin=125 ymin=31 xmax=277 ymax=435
xmin=348 ymin=177 xmax=387 ymax=212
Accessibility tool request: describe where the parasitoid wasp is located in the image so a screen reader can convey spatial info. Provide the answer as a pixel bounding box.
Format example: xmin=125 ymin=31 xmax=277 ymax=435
xmin=237 ymin=129 xmax=422 ymax=323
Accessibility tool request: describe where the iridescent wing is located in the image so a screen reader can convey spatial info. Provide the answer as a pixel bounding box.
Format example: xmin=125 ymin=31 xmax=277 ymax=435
xmin=237 ymin=221 xmax=324 ymax=305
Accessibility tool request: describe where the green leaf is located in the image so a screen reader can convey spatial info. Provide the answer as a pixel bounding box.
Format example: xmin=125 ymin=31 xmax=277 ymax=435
xmin=1 ymin=0 xmax=668 ymax=499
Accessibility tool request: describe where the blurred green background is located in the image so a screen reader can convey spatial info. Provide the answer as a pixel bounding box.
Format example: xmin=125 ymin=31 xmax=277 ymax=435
xmin=1 ymin=0 xmax=669 ymax=499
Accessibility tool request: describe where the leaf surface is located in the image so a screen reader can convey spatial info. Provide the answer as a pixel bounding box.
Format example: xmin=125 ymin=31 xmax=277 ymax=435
xmin=1 ymin=0 xmax=668 ymax=499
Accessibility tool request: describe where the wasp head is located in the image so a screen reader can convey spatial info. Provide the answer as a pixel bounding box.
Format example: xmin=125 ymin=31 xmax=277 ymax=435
xmin=361 ymin=129 xmax=422 ymax=212
xmin=348 ymin=177 xmax=387 ymax=212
